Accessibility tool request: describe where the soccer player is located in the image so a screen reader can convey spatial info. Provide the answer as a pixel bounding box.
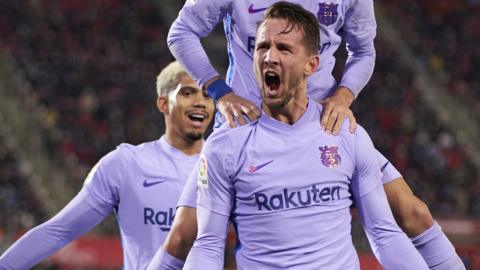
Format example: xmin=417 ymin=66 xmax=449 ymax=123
xmin=0 ymin=61 xmax=214 ymax=270
xmin=183 ymin=3 xmax=429 ymax=269
xmin=166 ymin=1 xmax=465 ymax=269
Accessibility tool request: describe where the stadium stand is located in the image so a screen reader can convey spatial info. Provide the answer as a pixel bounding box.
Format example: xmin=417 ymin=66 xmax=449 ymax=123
xmin=381 ymin=0 xmax=480 ymax=111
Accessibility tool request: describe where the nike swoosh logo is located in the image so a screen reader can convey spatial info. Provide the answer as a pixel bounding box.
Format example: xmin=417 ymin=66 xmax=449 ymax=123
xmin=248 ymin=4 xmax=268 ymax=14
xmin=143 ymin=179 xmax=166 ymax=188
xmin=248 ymin=160 xmax=274 ymax=173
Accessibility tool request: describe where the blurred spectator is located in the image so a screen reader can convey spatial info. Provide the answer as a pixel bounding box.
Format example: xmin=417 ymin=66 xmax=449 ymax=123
xmin=380 ymin=0 xmax=480 ymax=115
xmin=0 ymin=0 xmax=171 ymax=187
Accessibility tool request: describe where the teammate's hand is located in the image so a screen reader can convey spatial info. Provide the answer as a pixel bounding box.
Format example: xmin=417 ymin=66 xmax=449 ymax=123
xmin=218 ymin=92 xmax=261 ymax=128
xmin=319 ymin=86 xmax=356 ymax=135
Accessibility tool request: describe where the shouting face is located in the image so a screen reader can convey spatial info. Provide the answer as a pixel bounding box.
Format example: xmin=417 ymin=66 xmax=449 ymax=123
xmin=254 ymin=18 xmax=318 ymax=111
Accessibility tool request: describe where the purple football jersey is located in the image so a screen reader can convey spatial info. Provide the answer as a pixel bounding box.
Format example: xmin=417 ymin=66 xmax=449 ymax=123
xmin=84 ymin=136 xmax=198 ymax=269
xmin=184 ymin=101 xmax=428 ymax=269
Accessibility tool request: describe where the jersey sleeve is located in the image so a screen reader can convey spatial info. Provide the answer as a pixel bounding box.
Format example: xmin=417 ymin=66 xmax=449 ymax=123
xmin=350 ymin=125 xmax=382 ymax=198
xmin=167 ymin=0 xmax=232 ymax=88
xmin=376 ymin=149 xmax=403 ymax=183
xmin=351 ymin=126 xmax=429 ymax=269
xmin=82 ymin=147 xmax=128 ymax=215
xmin=356 ymin=185 xmax=429 ymax=269
xmin=177 ymin=166 xmax=198 ymax=208
xmin=339 ymin=0 xmax=377 ymax=97
xmin=195 ymin=130 xmax=235 ymax=216
xmin=183 ymin=130 xmax=235 ymax=269
xmin=183 ymin=206 xmax=230 ymax=270
xmin=0 ymin=189 xmax=107 ymax=269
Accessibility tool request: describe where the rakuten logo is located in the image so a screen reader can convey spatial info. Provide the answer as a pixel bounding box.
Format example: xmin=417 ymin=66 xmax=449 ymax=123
xmin=144 ymin=207 xmax=175 ymax=231
xmin=254 ymin=185 xmax=340 ymax=211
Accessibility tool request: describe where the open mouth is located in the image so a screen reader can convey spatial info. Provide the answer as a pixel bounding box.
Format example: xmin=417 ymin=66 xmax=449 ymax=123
xmin=265 ymin=71 xmax=280 ymax=91
xmin=187 ymin=112 xmax=207 ymax=123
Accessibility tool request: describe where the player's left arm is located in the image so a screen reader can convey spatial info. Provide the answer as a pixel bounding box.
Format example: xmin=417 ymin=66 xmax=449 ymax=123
xmin=340 ymin=0 xmax=377 ymax=97
xmin=356 ymin=185 xmax=430 ymax=269
xmin=320 ymin=0 xmax=376 ymax=135
xmin=0 ymin=190 xmax=107 ymax=269
xmin=351 ymin=127 xmax=428 ymax=269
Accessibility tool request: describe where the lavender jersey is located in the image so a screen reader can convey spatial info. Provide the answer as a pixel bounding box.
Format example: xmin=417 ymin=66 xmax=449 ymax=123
xmin=84 ymin=136 xmax=198 ymax=269
xmin=0 ymin=136 xmax=198 ymax=270
xmin=177 ymin=141 xmax=398 ymax=210
xmin=168 ymin=0 xmax=376 ymax=107
xmin=186 ymin=102 xmax=427 ymax=269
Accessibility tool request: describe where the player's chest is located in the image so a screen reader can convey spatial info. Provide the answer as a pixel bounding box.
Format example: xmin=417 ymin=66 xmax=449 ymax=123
xmin=124 ymin=156 xmax=194 ymax=201
xmin=119 ymin=172 xmax=186 ymax=207
xmin=116 ymin=174 xmax=184 ymax=231
xmin=233 ymin=138 xmax=353 ymax=195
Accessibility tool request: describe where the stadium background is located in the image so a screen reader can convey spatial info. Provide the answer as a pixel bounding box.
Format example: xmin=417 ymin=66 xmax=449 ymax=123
xmin=0 ymin=0 xmax=479 ymax=269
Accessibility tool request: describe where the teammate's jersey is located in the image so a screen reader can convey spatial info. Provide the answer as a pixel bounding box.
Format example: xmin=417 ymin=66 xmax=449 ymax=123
xmin=169 ymin=0 xmax=376 ymax=107
xmin=84 ymin=136 xmax=198 ymax=269
xmin=194 ymin=101 xmax=380 ymax=269
xmin=0 ymin=136 xmax=198 ymax=270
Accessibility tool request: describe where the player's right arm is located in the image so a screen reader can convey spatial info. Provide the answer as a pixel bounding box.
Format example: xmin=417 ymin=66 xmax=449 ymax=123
xmin=168 ymin=0 xmax=260 ymax=127
xmin=182 ymin=130 xmax=235 ymax=270
xmin=183 ymin=206 xmax=230 ymax=270
xmin=0 ymin=149 xmax=124 ymax=269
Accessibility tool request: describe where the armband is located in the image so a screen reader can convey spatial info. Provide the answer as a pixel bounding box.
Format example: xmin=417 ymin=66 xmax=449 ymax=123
xmin=206 ymin=79 xmax=233 ymax=102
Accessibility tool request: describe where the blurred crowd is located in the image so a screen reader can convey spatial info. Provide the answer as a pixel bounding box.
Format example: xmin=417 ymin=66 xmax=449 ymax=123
xmin=0 ymin=133 xmax=46 ymax=237
xmin=382 ymin=0 xmax=480 ymax=114
xmin=0 ymin=0 xmax=171 ymax=204
xmin=0 ymin=0 xmax=478 ymax=236
xmin=364 ymin=0 xmax=480 ymax=215
xmin=0 ymin=0 xmax=168 ymax=169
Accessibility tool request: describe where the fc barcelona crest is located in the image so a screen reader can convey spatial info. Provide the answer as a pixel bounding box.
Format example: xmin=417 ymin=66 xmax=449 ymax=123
xmin=318 ymin=3 xmax=338 ymax=26
xmin=319 ymin=145 xmax=341 ymax=168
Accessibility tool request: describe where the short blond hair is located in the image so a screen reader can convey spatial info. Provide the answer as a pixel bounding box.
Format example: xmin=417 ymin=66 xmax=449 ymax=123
xmin=156 ymin=61 xmax=189 ymax=97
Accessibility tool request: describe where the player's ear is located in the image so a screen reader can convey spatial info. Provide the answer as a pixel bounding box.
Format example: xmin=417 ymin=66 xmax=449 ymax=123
xmin=157 ymin=96 xmax=169 ymax=114
xmin=304 ymin=54 xmax=319 ymax=76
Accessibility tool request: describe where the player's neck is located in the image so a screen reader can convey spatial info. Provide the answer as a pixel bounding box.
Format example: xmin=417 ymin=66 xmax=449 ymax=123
xmin=263 ymin=91 xmax=308 ymax=125
xmin=164 ymin=131 xmax=203 ymax=156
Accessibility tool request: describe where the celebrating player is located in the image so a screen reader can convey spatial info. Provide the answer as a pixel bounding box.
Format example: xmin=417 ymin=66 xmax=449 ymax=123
xmin=165 ymin=0 xmax=465 ymax=269
xmin=183 ymin=3 xmax=428 ymax=269
xmin=0 ymin=61 xmax=214 ymax=270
